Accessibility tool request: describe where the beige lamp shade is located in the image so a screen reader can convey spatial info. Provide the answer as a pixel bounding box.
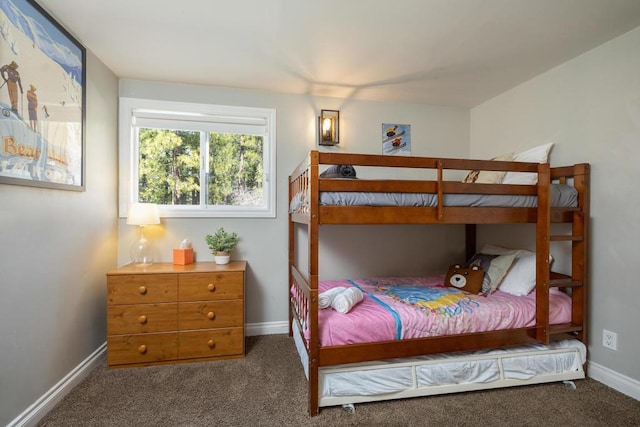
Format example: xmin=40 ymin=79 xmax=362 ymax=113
xmin=126 ymin=203 xmax=160 ymax=226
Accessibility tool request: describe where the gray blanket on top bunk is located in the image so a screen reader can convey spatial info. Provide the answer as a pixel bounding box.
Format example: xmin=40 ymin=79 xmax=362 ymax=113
xmin=320 ymin=164 xmax=357 ymax=178
xmin=319 ymin=184 xmax=578 ymax=208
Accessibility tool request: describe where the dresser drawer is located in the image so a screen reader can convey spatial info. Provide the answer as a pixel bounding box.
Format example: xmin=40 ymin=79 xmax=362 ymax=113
xmin=107 ymin=303 xmax=177 ymax=335
xmin=108 ymin=274 xmax=177 ymax=304
xmin=178 ymin=328 xmax=243 ymax=359
xmin=107 ymin=332 xmax=178 ymax=366
xmin=178 ymin=272 xmax=244 ymax=301
xmin=178 ymin=300 xmax=243 ymax=330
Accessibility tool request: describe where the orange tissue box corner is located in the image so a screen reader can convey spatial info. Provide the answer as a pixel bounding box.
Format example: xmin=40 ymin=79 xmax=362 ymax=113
xmin=173 ymin=248 xmax=194 ymax=265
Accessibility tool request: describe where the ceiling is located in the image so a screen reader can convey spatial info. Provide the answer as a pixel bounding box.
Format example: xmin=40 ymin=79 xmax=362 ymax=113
xmin=37 ymin=0 xmax=640 ymax=108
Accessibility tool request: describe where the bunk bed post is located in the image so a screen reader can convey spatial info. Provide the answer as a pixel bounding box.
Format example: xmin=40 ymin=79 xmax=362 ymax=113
xmin=288 ymin=174 xmax=295 ymax=337
xmin=308 ymin=151 xmax=321 ymax=416
xmin=572 ymin=164 xmax=590 ymax=346
xmin=535 ymin=163 xmax=551 ymax=344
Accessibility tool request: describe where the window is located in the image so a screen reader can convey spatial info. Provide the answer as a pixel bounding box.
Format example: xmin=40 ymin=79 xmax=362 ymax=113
xmin=119 ymin=98 xmax=276 ymax=218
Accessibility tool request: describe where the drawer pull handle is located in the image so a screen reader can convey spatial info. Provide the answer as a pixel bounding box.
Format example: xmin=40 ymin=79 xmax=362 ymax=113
xmin=138 ymin=344 xmax=147 ymax=354
xmin=207 ymin=311 xmax=216 ymax=320
xmin=138 ymin=286 xmax=147 ymax=295
xmin=207 ymin=283 xmax=216 ymax=292
xmin=138 ymin=315 xmax=147 ymax=324
xmin=207 ymin=340 xmax=216 ymax=349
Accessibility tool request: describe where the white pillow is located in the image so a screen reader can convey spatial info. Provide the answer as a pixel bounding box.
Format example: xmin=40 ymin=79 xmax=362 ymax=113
xmin=479 ymin=244 xmax=553 ymax=296
xmin=502 ymin=143 xmax=554 ymax=185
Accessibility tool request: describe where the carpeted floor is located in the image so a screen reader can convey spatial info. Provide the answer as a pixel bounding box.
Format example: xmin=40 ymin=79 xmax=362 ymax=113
xmin=38 ymin=334 xmax=640 ymax=427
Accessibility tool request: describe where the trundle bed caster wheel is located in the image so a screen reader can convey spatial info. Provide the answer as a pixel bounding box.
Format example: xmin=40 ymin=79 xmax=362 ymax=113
xmin=342 ymin=403 xmax=355 ymax=414
xmin=563 ymin=380 xmax=576 ymax=390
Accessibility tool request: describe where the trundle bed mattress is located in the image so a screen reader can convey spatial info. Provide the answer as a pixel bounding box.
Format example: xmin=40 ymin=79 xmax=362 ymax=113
xmin=293 ymin=320 xmax=585 ymax=406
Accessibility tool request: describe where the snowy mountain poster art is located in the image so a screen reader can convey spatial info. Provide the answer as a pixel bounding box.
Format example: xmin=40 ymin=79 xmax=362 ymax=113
xmin=0 ymin=0 xmax=85 ymax=190
xmin=382 ymin=123 xmax=410 ymax=156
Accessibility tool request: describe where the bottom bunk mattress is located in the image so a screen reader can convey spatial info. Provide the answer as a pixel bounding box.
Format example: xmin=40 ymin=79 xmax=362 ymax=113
xmin=303 ymin=275 xmax=572 ymax=346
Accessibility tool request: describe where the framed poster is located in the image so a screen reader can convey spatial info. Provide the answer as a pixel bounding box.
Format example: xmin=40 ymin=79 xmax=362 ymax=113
xmin=382 ymin=123 xmax=410 ymax=156
xmin=0 ymin=0 xmax=86 ymax=191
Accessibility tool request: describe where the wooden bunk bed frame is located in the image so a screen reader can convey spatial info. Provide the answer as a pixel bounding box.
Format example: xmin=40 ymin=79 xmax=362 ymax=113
xmin=288 ymin=150 xmax=590 ymax=416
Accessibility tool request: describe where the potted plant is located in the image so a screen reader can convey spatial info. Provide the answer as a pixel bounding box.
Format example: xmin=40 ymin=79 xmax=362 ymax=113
xmin=205 ymin=227 xmax=239 ymax=265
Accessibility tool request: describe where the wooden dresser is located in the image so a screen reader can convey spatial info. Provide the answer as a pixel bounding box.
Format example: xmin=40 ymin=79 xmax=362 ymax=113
xmin=106 ymin=261 xmax=246 ymax=368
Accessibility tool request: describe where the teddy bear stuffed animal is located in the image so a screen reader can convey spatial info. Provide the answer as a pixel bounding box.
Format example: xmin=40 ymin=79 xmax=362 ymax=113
xmin=445 ymin=264 xmax=485 ymax=294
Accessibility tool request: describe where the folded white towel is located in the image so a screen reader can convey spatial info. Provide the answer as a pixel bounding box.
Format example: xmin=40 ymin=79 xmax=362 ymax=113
xmin=331 ymin=287 xmax=364 ymax=314
xmin=319 ymin=287 xmax=346 ymax=309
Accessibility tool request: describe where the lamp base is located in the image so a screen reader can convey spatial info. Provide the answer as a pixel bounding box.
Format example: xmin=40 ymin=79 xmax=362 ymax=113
xmin=131 ymin=236 xmax=154 ymax=267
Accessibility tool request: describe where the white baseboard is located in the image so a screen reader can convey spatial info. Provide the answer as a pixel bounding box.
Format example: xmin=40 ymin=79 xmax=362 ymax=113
xmin=8 ymin=342 xmax=107 ymax=427
xmin=588 ymin=361 xmax=640 ymax=401
xmin=246 ymin=320 xmax=289 ymax=336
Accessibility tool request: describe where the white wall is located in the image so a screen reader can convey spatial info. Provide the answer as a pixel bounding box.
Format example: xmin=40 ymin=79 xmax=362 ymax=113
xmin=118 ymin=79 xmax=470 ymax=324
xmin=0 ymin=52 xmax=118 ymax=425
xmin=470 ymin=27 xmax=640 ymax=382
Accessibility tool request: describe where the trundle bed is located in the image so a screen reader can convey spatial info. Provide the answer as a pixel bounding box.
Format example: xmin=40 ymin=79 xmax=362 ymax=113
xmin=288 ymin=150 xmax=590 ymax=416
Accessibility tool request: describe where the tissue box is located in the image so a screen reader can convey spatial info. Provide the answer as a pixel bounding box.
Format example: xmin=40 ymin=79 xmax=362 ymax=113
xmin=173 ymin=248 xmax=194 ymax=265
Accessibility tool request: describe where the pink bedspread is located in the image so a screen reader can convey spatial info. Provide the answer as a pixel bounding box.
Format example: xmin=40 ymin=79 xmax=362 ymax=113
xmin=314 ymin=275 xmax=571 ymax=346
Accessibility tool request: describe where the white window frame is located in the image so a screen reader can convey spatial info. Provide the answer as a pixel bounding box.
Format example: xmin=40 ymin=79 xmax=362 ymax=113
xmin=119 ymin=97 xmax=276 ymax=218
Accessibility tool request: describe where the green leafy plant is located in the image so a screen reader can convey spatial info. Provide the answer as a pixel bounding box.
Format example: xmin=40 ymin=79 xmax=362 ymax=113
xmin=205 ymin=227 xmax=239 ymax=254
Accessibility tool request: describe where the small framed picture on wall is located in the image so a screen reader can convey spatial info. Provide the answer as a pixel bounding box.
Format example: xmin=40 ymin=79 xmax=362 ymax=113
xmin=382 ymin=123 xmax=411 ymax=156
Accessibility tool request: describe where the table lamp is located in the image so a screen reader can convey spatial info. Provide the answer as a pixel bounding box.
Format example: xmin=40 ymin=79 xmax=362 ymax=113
xmin=126 ymin=203 xmax=160 ymax=267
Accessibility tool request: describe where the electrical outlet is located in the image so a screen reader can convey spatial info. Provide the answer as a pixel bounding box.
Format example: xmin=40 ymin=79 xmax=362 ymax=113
xmin=603 ymin=329 xmax=617 ymax=350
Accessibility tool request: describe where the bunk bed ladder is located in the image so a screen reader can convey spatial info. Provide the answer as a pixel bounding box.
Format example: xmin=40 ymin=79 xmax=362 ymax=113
xmin=549 ymin=164 xmax=590 ymax=345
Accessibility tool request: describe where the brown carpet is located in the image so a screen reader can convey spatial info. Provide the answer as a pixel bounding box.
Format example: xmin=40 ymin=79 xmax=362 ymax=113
xmin=38 ymin=334 xmax=640 ymax=427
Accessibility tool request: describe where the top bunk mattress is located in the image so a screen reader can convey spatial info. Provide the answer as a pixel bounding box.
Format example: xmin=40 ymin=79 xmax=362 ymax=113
xmin=318 ymin=184 xmax=577 ymax=208
xmin=306 ymin=275 xmax=571 ymax=347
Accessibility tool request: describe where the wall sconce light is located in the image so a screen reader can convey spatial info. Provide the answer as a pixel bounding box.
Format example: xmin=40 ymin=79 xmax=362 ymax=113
xmin=318 ymin=109 xmax=339 ymax=146
xmin=126 ymin=203 xmax=160 ymax=267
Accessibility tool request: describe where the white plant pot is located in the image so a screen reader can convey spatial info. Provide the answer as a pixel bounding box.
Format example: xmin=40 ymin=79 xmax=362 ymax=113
xmin=214 ymin=252 xmax=230 ymax=265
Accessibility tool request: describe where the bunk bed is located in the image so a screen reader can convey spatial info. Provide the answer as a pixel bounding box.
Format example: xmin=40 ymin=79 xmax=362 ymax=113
xmin=288 ymin=150 xmax=590 ymax=416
